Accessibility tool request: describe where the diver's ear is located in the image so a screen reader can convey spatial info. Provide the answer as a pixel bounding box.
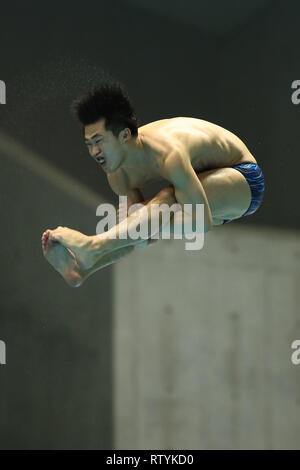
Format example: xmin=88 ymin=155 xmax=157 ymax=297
xmin=119 ymin=127 xmax=131 ymax=143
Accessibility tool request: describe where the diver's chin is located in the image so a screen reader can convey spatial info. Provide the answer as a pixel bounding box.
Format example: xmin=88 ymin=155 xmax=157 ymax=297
xmin=109 ymin=161 xmax=122 ymax=174
xmin=105 ymin=165 xmax=116 ymax=174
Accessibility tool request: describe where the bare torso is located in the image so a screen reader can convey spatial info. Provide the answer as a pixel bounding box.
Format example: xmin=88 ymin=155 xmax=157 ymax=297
xmin=109 ymin=116 xmax=257 ymax=192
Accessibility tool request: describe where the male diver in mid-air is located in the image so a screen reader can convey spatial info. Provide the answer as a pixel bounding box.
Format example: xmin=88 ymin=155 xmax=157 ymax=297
xmin=41 ymin=79 xmax=265 ymax=287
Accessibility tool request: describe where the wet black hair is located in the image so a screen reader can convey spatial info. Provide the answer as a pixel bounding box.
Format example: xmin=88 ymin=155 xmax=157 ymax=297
xmin=71 ymin=78 xmax=138 ymax=138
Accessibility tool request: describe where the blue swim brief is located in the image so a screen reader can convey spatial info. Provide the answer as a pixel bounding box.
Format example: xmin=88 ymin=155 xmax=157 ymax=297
xmin=223 ymin=163 xmax=265 ymax=224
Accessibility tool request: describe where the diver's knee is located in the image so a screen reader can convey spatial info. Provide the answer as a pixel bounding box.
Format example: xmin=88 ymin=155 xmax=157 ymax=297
xmin=156 ymin=186 xmax=175 ymax=202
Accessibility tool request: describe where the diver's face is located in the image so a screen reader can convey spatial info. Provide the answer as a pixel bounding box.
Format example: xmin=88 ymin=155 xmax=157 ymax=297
xmin=84 ymin=119 xmax=123 ymax=173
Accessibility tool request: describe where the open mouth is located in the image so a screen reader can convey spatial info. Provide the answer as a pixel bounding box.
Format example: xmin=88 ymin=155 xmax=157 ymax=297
xmin=96 ymin=153 xmax=106 ymax=167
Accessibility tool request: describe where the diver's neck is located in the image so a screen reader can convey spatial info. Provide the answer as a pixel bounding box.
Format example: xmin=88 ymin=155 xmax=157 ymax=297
xmin=120 ymin=133 xmax=159 ymax=178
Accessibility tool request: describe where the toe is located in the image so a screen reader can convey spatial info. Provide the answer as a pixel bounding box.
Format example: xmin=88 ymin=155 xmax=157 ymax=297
xmin=42 ymin=230 xmax=49 ymax=241
xmin=50 ymin=231 xmax=60 ymax=242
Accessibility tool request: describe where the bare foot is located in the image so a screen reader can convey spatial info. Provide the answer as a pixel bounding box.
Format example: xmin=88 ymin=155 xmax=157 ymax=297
xmin=47 ymin=226 xmax=96 ymax=270
xmin=42 ymin=230 xmax=84 ymax=287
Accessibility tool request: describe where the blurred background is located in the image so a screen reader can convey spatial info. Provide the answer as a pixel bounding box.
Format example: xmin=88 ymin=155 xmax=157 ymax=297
xmin=1 ymin=0 xmax=300 ymax=449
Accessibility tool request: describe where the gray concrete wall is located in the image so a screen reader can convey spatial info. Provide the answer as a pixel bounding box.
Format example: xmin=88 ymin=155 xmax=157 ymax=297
xmin=114 ymin=223 xmax=300 ymax=449
xmin=0 ymin=134 xmax=113 ymax=449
